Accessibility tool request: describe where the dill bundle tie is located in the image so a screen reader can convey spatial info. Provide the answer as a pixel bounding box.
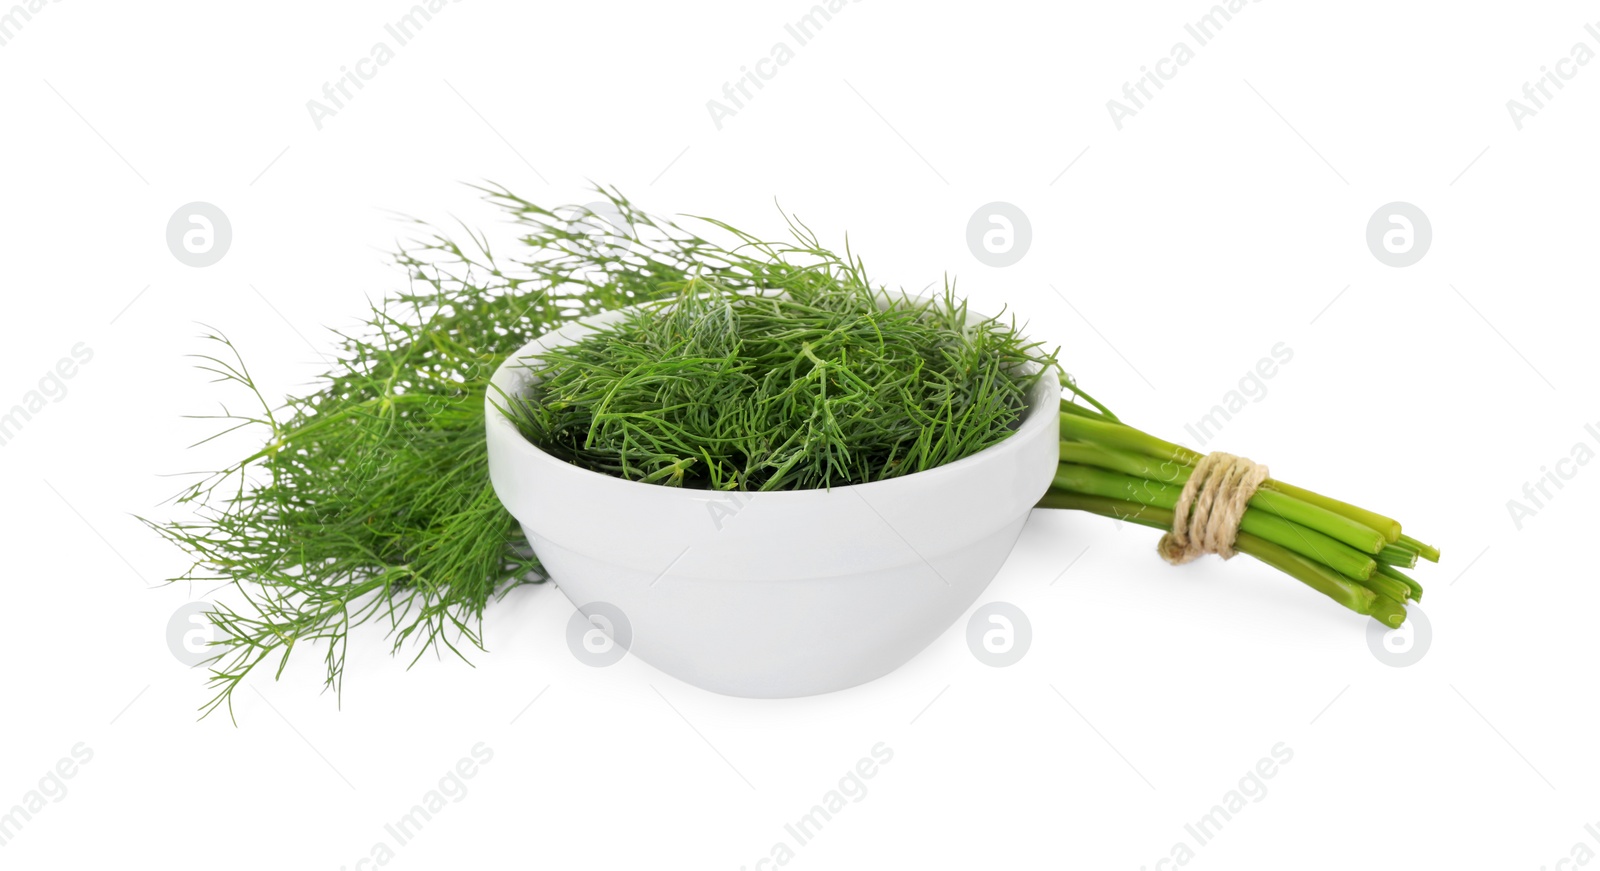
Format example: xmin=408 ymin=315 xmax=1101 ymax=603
xmin=1157 ymin=452 xmax=1270 ymax=565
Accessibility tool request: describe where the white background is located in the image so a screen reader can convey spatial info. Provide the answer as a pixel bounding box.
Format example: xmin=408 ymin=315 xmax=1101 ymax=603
xmin=1 ymin=1 xmax=1595 ymax=868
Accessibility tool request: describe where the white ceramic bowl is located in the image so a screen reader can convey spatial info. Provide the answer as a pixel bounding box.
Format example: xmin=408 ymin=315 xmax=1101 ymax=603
xmin=486 ymin=302 xmax=1060 ymax=697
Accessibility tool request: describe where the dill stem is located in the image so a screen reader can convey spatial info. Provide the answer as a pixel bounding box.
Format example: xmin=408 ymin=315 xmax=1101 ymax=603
xmin=1035 ymin=491 xmax=1398 ymax=625
xmin=1056 ymin=441 xmax=1387 ymax=554
xmin=1378 ymin=543 xmax=1419 ymax=568
xmin=1046 ymin=401 xmax=1435 ymax=626
xmin=1051 ymin=463 xmax=1377 ymax=582
xmin=1398 ymin=532 xmax=1441 ymax=563
xmin=1375 ymin=562 xmax=1424 ymax=602
xmin=1056 ymin=412 xmax=1416 ymax=547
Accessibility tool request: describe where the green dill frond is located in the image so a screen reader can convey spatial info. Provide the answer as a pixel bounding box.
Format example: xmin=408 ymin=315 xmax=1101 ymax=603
xmin=501 ymin=279 xmax=1056 ymax=492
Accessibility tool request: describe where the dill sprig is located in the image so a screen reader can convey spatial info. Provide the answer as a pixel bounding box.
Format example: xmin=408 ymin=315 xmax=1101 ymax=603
xmin=149 ymin=186 xmax=1048 ymax=719
xmin=503 ymin=280 xmax=1053 ymax=491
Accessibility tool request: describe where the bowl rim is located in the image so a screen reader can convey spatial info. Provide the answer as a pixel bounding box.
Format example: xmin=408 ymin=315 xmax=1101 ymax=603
xmin=485 ymin=294 xmax=1061 ymax=500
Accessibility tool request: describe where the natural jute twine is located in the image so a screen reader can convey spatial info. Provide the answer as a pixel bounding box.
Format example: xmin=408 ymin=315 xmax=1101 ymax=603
xmin=1157 ymin=452 xmax=1270 ymax=565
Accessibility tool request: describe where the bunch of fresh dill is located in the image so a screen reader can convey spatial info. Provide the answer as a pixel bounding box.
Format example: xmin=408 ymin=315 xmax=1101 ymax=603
xmin=502 ymin=281 xmax=1052 ymax=491
xmin=150 ymin=187 xmax=1045 ymax=719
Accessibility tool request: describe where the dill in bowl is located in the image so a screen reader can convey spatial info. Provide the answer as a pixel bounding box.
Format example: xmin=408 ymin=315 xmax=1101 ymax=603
xmin=500 ymin=280 xmax=1057 ymax=491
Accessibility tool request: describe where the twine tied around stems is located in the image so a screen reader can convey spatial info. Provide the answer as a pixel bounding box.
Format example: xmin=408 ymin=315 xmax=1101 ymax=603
xmin=1157 ymin=452 xmax=1270 ymax=565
